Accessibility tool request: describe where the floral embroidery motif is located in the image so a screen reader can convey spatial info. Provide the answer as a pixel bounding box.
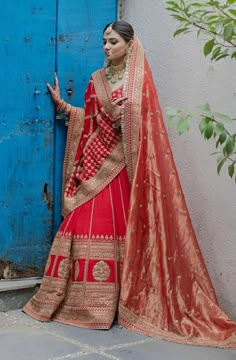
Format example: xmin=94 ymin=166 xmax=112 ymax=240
xmin=92 ymin=260 xmax=110 ymax=281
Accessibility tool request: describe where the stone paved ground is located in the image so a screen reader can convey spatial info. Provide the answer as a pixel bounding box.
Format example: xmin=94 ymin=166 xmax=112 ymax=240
xmin=0 ymin=310 xmax=236 ymax=360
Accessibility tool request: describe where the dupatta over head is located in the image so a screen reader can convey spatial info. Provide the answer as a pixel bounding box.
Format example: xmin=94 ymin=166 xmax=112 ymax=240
xmin=118 ymin=37 xmax=236 ymax=348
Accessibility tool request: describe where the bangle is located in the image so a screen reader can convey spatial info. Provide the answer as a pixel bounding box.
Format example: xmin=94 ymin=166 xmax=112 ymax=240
xmin=56 ymin=99 xmax=71 ymax=115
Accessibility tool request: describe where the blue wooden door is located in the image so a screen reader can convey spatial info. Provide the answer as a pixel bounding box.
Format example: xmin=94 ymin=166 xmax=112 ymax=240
xmin=0 ymin=0 xmax=117 ymax=279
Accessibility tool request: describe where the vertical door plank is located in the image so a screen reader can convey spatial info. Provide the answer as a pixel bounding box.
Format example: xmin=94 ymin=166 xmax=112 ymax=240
xmin=0 ymin=1 xmax=57 ymax=277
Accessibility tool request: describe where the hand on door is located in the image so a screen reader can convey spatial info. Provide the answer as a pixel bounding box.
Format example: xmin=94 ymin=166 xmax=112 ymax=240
xmin=47 ymin=73 xmax=61 ymax=106
xmin=47 ymin=73 xmax=71 ymax=114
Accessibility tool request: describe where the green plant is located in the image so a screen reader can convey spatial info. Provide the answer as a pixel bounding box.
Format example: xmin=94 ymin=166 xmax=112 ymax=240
xmin=165 ymin=0 xmax=236 ymax=179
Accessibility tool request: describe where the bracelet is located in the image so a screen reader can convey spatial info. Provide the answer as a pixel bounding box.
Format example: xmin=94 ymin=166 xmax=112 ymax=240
xmin=56 ymin=99 xmax=72 ymax=115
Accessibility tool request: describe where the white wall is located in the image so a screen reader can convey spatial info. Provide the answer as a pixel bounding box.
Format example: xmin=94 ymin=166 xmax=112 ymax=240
xmin=120 ymin=0 xmax=236 ymax=317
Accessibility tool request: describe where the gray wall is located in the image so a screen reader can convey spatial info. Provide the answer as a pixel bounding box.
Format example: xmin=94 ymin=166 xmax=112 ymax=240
xmin=120 ymin=0 xmax=236 ymax=317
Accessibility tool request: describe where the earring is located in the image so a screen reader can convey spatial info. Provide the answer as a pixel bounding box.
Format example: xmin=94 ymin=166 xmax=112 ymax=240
xmin=124 ymin=44 xmax=133 ymax=65
xmin=103 ymin=57 xmax=111 ymax=69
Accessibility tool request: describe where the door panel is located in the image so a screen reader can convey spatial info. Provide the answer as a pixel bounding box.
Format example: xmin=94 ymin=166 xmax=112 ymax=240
xmin=0 ymin=1 xmax=57 ymax=278
xmin=0 ymin=0 xmax=117 ymax=279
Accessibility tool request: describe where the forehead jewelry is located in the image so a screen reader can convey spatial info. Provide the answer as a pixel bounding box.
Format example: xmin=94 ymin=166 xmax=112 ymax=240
xmin=105 ymin=23 xmax=113 ymax=35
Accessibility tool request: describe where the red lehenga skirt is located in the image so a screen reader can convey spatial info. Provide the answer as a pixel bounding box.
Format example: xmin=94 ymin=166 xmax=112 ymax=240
xmin=23 ymin=167 xmax=130 ymax=329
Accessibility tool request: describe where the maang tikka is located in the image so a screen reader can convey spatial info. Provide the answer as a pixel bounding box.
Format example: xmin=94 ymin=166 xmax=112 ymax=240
xmin=105 ymin=23 xmax=113 ymax=35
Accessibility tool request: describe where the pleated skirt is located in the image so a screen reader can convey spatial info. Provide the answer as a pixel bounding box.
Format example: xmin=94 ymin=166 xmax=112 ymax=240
xmin=23 ymin=167 xmax=130 ymax=329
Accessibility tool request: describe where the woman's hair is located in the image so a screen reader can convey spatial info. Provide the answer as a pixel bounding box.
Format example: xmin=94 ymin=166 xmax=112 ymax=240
xmin=103 ymin=21 xmax=134 ymax=42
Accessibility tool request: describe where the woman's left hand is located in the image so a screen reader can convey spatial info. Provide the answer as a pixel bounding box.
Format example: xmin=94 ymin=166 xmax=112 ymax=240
xmin=47 ymin=73 xmax=61 ymax=106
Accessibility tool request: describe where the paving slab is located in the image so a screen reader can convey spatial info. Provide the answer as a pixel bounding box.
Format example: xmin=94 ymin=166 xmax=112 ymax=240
xmin=41 ymin=321 xmax=147 ymax=348
xmin=107 ymin=338 xmax=236 ymax=360
xmin=0 ymin=329 xmax=86 ymax=360
xmin=0 ymin=310 xmax=235 ymax=360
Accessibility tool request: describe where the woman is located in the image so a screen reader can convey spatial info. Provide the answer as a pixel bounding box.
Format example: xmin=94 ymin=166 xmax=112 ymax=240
xmin=23 ymin=21 xmax=236 ymax=348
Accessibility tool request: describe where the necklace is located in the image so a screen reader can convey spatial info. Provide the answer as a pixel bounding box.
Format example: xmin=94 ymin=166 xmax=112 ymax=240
xmin=105 ymin=63 xmax=125 ymax=84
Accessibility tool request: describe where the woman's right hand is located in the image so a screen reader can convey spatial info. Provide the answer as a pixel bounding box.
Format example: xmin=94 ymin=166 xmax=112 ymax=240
xmin=110 ymin=96 xmax=128 ymax=119
xmin=47 ymin=73 xmax=61 ymax=106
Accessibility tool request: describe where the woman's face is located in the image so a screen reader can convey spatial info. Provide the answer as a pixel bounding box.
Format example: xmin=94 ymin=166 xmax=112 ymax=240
xmin=103 ymin=29 xmax=130 ymax=65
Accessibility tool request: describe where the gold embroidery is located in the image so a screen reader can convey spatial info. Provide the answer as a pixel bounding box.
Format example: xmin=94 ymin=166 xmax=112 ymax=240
xmin=62 ymin=107 xmax=85 ymax=216
xmin=23 ymin=229 xmax=122 ymax=329
xmin=74 ymin=260 xmax=80 ymax=279
xmin=63 ymin=143 xmax=126 ymax=216
xmin=119 ymin=304 xmax=236 ymax=348
xmin=122 ymin=38 xmax=144 ymax=181
xmin=92 ymin=261 xmax=110 ymax=281
xmin=58 ymin=258 xmax=71 ymax=279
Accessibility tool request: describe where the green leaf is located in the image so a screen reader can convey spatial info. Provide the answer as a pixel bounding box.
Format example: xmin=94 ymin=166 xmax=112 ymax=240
xmin=217 ymin=157 xmax=227 ymax=174
xmin=207 ymin=15 xmax=221 ymax=21
xmin=198 ymin=103 xmax=214 ymax=118
xmin=204 ymin=39 xmax=215 ymax=56
xmin=228 ymin=163 xmax=235 ymax=178
xmin=166 ymin=7 xmax=179 ymax=13
xmin=231 ymin=52 xmax=236 ymax=59
xmin=210 ymin=151 xmax=221 ymax=156
xmin=211 ymin=46 xmax=222 ymax=60
xmin=198 ymin=103 xmax=211 ymax=112
xmin=202 ymin=110 xmax=214 ymax=118
xmin=166 ymin=1 xmax=180 ymax=7
xmin=223 ymin=18 xmax=232 ymax=26
xmin=199 ymin=117 xmax=210 ymax=134
xmin=176 ymin=115 xmax=192 ymax=135
xmin=173 ymin=27 xmax=190 ymax=37
xmin=224 ymin=24 xmax=234 ymax=41
xmin=215 ymin=53 xmax=230 ymax=61
xmin=190 ymin=3 xmax=206 ymax=6
xmin=167 ymin=115 xmax=179 ymax=128
xmin=224 ymin=137 xmax=235 ymax=156
xmin=207 ymin=15 xmax=221 ymax=25
xmin=214 ymin=122 xmax=225 ymax=136
xmin=218 ymin=132 xmax=227 ymax=144
xmin=229 ymin=9 xmax=236 ymax=17
xmin=204 ymin=121 xmax=214 ymax=139
xmin=172 ymin=15 xmax=188 ymax=22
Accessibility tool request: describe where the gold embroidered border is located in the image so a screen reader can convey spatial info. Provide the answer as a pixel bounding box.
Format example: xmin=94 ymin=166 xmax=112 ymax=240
xmin=123 ymin=37 xmax=144 ymax=181
xmin=24 ymin=279 xmax=119 ymax=329
xmin=71 ymin=241 xmax=124 ymax=260
xmin=62 ymin=106 xmax=85 ymax=216
xmin=92 ymin=69 xmax=113 ymax=115
xmin=118 ymin=304 xmax=236 ymax=349
xmin=63 ymin=142 xmax=126 ymax=216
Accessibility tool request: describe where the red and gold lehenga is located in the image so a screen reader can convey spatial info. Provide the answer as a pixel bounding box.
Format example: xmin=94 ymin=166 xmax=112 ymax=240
xmin=23 ymin=37 xmax=236 ymax=348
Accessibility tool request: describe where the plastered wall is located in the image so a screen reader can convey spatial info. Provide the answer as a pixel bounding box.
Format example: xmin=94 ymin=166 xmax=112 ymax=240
xmin=120 ymin=0 xmax=236 ymax=317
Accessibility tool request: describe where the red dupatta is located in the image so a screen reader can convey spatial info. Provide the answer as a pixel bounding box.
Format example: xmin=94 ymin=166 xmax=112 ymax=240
xmin=119 ymin=37 xmax=236 ymax=348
